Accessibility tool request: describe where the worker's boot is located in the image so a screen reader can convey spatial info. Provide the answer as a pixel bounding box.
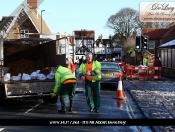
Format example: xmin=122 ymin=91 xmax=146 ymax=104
xmin=58 ymin=101 xmax=66 ymax=113
xmin=69 ymin=100 xmax=73 ymax=112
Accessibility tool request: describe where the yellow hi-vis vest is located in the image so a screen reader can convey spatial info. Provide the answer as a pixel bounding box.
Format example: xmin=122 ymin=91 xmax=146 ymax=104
xmin=53 ymin=66 xmax=76 ymax=94
xmin=79 ymin=60 xmax=101 ymax=82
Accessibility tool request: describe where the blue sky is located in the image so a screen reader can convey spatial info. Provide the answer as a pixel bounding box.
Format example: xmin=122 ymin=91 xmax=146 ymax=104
xmin=0 ymin=0 xmax=175 ymax=39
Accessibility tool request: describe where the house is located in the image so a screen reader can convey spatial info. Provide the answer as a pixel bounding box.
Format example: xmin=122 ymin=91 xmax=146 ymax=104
xmin=135 ymin=24 xmax=175 ymax=65
xmin=0 ymin=0 xmax=72 ymax=67
xmin=157 ymin=35 xmax=175 ymax=78
xmin=141 ymin=24 xmax=175 ymax=78
xmin=94 ymin=38 xmax=123 ymax=61
xmin=0 ymin=0 xmax=52 ymax=56
xmin=1 ymin=0 xmax=51 ymax=39
xmin=73 ymin=30 xmax=95 ymax=63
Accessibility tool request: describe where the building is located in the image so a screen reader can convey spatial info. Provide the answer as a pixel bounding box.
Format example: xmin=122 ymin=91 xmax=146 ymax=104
xmin=135 ymin=24 xmax=175 ymax=65
xmin=157 ymin=38 xmax=175 ymax=78
xmin=73 ymin=30 xmax=95 ymax=63
xmin=141 ymin=24 xmax=175 ymax=78
xmin=0 ymin=0 xmax=72 ymax=67
xmin=94 ymin=38 xmax=123 ymax=61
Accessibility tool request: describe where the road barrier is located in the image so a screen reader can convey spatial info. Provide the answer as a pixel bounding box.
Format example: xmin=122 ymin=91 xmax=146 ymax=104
xmin=149 ymin=66 xmax=161 ymax=79
xmin=116 ymin=62 xmax=162 ymax=80
xmin=138 ymin=65 xmax=148 ymax=80
xmin=118 ymin=62 xmax=125 ymax=69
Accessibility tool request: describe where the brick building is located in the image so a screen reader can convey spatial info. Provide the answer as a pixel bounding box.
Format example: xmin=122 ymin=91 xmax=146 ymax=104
xmin=135 ymin=24 xmax=175 ymax=66
xmin=140 ymin=24 xmax=175 ymax=78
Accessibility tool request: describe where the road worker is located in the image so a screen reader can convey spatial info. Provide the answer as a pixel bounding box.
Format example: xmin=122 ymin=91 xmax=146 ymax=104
xmin=50 ymin=65 xmax=77 ymax=113
xmin=79 ymin=52 xmax=101 ymax=113
xmin=67 ymin=56 xmax=76 ymax=76
xmin=153 ymin=57 xmax=162 ymax=67
xmin=153 ymin=56 xmax=162 ymax=74
xmin=143 ymin=57 xmax=148 ymax=66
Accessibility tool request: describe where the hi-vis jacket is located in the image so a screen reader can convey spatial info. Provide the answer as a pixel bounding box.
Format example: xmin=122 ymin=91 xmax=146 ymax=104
xmin=79 ymin=60 xmax=101 ymax=82
xmin=53 ymin=66 xmax=76 ymax=94
xmin=143 ymin=58 xmax=148 ymax=65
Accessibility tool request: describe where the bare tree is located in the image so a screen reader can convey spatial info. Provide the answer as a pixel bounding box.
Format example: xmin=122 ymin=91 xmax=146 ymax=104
xmin=123 ymin=36 xmax=135 ymax=56
xmin=106 ymin=7 xmax=138 ymax=47
xmin=107 ymin=8 xmax=174 ymax=47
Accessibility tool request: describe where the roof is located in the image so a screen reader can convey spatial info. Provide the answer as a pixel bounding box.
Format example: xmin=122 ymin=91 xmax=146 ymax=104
xmin=142 ymin=24 xmax=175 ymax=40
xmin=0 ymin=4 xmax=51 ymax=38
xmin=162 ymin=24 xmax=175 ymax=37
xmin=0 ymin=16 xmax=14 ymax=31
xmin=74 ymin=30 xmax=94 ymax=39
xmin=142 ymin=28 xmax=169 ymax=39
xmin=157 ymin=39 xmax=175 ymax=48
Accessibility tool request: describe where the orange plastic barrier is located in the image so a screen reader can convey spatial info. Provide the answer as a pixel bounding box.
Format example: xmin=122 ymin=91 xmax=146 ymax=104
xmin=148 ymin=67 xmax=162 ymax=79
xmin=138 ymin=66 xmax=148 ymax=80
xmin=117 ymin=62 xmax=125 ymax=70
xmin=123 ymin=65 xmax=138 ymax=79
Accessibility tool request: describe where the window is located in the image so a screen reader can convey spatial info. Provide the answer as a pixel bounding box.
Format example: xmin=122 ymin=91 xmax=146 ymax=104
xmin=101 ymin=63 xmax=120 ymax=70
xmin=161 ymin=50 xmax=165 ymax=67
xmin=164 ymin=49 xmax=167 ymax=67
xmin=149 ymin=41 xmax=155 ymax=49
xmin=168 ymin=49 xmax=171 ymax=68
xmin=172 ymin=49 xmax=175 ymax=68
xmin=20 ymin=30 xmax=29 ymax=38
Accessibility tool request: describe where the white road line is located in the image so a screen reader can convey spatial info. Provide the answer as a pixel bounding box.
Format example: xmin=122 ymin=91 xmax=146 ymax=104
xmin=124 ymin=92 xmax=142 ymax=132
xmin=24 ymin=101 xmax=43 ymax=113
xmin=0 ymin=128 xmax=4 ymax=131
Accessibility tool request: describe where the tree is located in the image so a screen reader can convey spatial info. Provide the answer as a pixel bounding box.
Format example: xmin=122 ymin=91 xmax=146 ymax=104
xmin=106 ymin=7 xmax=138 ymax=47
xmin=106 ymin=8 xmax=174 ymax=47
xmin=123 ymin=36 xmax=135 ymax=57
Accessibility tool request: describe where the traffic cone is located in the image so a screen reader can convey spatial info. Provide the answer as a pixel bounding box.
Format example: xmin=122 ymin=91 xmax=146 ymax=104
xmin=116 ymin=99 xmax=124 ymax=108
xmin=113 ymin=74 xmax=127 ymax=100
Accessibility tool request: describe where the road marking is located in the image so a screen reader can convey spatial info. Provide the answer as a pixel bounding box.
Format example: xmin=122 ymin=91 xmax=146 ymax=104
xmin=0 ymin=128 xmax=4 ymax=131
xmin=24 ymin=101 xmax=43 ymax=113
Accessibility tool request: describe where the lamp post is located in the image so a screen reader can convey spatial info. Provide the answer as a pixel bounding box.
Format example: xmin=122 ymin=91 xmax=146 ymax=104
xmin=72 ymin=31 xmax=75 ymax=63
xmin=41 ymin=10 xmax=45 ymax=34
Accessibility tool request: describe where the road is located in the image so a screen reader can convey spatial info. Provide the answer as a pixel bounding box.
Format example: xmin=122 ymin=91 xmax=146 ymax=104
xmin=0 ymin=80 xmax=152 ymax=132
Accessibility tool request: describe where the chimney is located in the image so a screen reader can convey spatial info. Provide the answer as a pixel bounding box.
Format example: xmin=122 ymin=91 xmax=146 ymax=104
xmin=27 ymin=0 xmax=38 ymax=9
xmin=27 ymin=0 xmax=38 ymax=16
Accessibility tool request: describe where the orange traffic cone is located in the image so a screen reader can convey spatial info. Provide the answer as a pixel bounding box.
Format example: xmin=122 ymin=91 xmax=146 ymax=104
xmin=114 ymin=74 xmax=127 ymax=100
xmin=116 ymin=99 xmax=124 ymax=108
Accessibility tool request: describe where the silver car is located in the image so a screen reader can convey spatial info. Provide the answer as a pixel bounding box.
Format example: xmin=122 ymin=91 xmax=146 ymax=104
xmin=100 ymin=62 xmax=123 ymax=84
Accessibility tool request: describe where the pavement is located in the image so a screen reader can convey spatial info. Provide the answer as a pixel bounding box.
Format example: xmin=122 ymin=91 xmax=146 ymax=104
xmin=123 ymin=77 xmax=175 ymax=132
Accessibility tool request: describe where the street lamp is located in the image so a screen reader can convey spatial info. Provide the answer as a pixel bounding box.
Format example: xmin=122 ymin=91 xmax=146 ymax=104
xmin=41 ymin=10 xmax=45 ymax=34
xmin=72 ymin=31 xmax=75 ymax=62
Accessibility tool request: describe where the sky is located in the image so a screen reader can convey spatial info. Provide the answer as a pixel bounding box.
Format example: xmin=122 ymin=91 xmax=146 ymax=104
xmin=0 ymin=0 xmax=175 ymax=39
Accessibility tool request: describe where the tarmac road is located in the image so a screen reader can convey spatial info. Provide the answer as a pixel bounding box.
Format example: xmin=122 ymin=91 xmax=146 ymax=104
xmin=0 ymin=80 xmax=152 ymax=132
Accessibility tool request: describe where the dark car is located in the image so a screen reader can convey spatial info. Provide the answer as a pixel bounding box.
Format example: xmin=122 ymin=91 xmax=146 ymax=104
xmin=100 ymin=62 xmax=123 ymax=84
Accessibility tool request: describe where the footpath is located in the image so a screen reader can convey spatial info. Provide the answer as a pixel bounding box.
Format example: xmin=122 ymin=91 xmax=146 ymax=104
xmin=123 ymin=77 xmax=175 ymax=132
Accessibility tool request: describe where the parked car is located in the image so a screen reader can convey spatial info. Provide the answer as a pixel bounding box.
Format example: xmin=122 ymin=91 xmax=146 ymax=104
xmin=100 ymin=62 xmax=123 ymax=84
